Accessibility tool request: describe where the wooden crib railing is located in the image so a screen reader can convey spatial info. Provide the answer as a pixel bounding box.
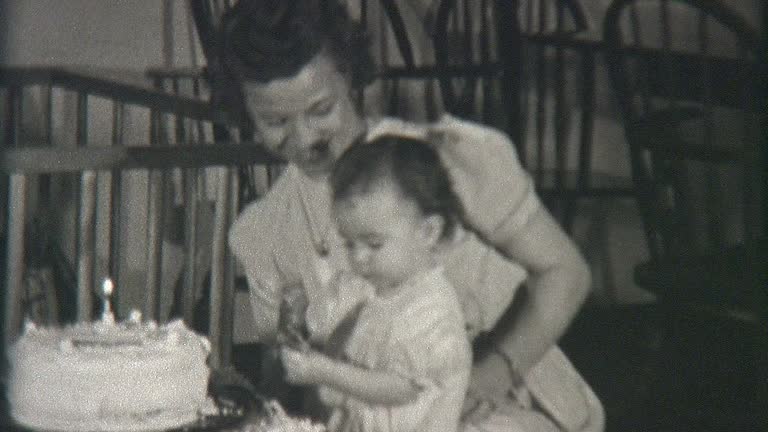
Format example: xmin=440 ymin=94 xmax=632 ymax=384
xmin=1 ymin=66 xmax=276 ymax=368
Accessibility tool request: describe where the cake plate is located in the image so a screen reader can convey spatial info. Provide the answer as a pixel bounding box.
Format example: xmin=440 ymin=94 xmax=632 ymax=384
xmin=7 ymin=369 xmax=268 ymax=432
xmin=170 ymin=368 xmax=269 ymax=432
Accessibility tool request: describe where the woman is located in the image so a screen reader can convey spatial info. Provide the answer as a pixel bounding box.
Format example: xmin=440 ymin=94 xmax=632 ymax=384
xmin=222 ymin=1 xmax=604 ymax=431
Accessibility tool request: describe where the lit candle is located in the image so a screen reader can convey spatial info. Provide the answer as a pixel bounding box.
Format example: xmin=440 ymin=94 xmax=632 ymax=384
xmin=128 ymin=309 xmax=142 ymax=324
xmin=101 ymin=278 xmax=115 ymax=324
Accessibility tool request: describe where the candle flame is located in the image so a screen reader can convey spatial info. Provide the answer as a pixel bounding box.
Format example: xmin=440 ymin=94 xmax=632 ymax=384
xmin=102 ymin=278 xmax=114 ymax=296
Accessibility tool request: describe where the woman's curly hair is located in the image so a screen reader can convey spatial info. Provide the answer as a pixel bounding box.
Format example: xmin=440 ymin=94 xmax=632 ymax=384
xmin=212 ymin=0 xmax=374 ymax=128
xmin=219 ymin=0 xmax=373 ymax=87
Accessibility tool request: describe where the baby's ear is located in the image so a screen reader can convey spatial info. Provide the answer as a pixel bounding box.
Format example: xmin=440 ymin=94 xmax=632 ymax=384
xmin=421 ymin=214 xmax=445 ymax=247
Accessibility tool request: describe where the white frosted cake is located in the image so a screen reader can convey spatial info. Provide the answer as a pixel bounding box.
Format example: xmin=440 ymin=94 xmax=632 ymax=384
xmin=7 ymin=313 xmax=212 ymax=432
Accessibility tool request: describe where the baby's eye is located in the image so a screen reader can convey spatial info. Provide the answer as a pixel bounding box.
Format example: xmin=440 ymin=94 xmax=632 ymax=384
xmin=367 ymin=241 xmax=383 ymax=250
xmin=344 ymin=240 xmax=356 ymax=250
xmin=259 ymin=115 xmax=288 ymax=127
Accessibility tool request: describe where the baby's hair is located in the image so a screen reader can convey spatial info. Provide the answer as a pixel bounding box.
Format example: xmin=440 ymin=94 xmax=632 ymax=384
xmin=331 ymin=135 xmax=465 ymax=240
xmin=219 ymin=0 xmax=373 ymax=88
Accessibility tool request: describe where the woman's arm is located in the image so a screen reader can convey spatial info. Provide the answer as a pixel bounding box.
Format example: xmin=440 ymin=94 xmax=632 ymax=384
xmin=281 ymin=347 xmax=420 ymax=405
xmin=491 ymin=206 xmax=591 ymax=375
xmin=430 ymin=116 xmax=590 ymax=375
xmin=229 ymin=200 xmax=287 ymax=344
xmin=463 ymin=207 xmax=590 ymax=418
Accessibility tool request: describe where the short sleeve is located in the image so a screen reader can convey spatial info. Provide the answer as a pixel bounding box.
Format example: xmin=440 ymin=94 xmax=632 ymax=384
xmin=432 ymin=114 xmax=541 ymax=241
xmin=443 ymin=229 xmax=528 ymax=333
xmin=390 ymin=319 xmax=471 ymax=385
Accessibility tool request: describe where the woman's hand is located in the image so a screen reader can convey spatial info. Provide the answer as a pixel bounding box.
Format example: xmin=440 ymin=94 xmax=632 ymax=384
xmin=280 ymin=346 xmax=328 ymax=385
xmin=461 ymin=352 xmax=516 ymax=423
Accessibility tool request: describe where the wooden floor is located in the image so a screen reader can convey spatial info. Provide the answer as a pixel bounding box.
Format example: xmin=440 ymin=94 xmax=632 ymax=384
xmin=559 ymin=304 xmax=767 ymax=432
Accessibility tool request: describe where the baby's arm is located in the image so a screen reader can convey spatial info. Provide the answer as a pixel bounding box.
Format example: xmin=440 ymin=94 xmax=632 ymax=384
xmin=281 ymin=347 xmax=419 ymax=405
xmin=306 ymin=272 xmax=373 ymax=348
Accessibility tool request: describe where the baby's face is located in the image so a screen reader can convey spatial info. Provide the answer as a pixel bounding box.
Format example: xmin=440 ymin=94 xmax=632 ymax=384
xmin=332 ymin=183 xmax=437 ymax=294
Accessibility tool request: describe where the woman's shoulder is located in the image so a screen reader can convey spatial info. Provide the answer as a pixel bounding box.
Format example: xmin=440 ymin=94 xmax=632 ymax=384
xmin=434 ymin=113 xmax=513 ymax=143
xmin=228 ymin=166 xmax=300 ymax=252
xmin=366 ymin=116 xmax=429 ymax=140
xmin=431 ymin=114 xmax=521 ymax=164
xmin=367 ymin=115 xmax=518 ymax=164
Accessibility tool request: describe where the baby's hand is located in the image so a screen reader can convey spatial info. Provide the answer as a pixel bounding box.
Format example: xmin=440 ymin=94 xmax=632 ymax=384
xmin=280 ymin=346 xmax=326 ymax=385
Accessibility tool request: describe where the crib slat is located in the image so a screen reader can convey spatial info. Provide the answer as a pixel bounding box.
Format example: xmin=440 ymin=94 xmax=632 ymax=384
xmin=554 ymin=50 xmax=567 ymax=196
xmin=4 ymin=174 xmax=28 ymax=344
xmin=77 ymin=170 xmax=97 ymax=322
xmin=145 ymin=102 xmax=167 ymax=321
xmin=4 ymin=86 xmax=21 ymax=147
xmin=172 ymin=78 xmax=187 ymax=145
xmin=40 ymin=84 xmax=54 ymax=203
xmin=144 ymin=169 xmax=166 ymax=321
xmin=75 ymin=92 xmax=95 ymax=321
xmin=222 ymin=168 xmax=239 ymax=366
xmin=109 ymin=102 xmax=125 ymax=293
xmin=496 ymin=1 xmax=523 ymax=160
xmin=573 ymin=49 xmax=596 ymax=211
xmin=208 ymin=167 xmax=234 ymax=368
xmin=44 ymin=84 xmax=53 ymax=147
xmin=191 ymin=77 xmax=207 ymax=144
xmin=76 ymin=92 xmax=88 ymax=148
xmin=182 ymin=169 xmax=199 ymax=325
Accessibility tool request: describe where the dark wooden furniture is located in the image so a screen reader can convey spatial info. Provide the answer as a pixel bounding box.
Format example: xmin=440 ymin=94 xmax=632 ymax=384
xmin=603 ymin=0 xmax=766 ymax=426
xmin=386 ymin=0 xmax=635 ymax=231
xmin=604 ymin=0 xmax=764 ymax=321
xmin=175 ymin=1 xmax=638 ymax=234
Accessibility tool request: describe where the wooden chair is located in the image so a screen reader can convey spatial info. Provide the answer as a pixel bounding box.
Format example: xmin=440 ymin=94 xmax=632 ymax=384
xmin=182 ymin=1 xmax=630 ymax=234
xmin=433 ymin=0 xmax=588 ymax=126
xmin=430 ymin=0 xmax=636 ymax=232
xmin=604 ymin=0 xmax=766 ymax=426
xmin=358 ymin=0 xmax=449 ymax=122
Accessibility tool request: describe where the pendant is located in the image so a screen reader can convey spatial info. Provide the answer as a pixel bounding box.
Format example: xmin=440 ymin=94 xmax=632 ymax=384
xmin=316 ymin=238 xmax=329 ymax=257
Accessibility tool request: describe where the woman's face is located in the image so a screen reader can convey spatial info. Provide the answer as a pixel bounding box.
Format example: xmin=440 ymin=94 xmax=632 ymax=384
xmin=242 ymin=54 xmax=366 ymax=179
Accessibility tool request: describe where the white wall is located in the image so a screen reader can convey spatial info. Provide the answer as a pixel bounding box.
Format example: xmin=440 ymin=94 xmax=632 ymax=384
xmin=1 ymin=0 xmax=202 ymax=71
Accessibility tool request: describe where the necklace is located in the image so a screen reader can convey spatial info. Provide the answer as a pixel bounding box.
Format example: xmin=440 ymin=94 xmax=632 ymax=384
xmin=296 ymin=172 xmax=331 ymax=257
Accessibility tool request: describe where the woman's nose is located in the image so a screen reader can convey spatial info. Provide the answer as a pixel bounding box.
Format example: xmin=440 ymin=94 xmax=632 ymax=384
xmin=350 ymin=247 xmax=370 ymax=267
xmin=288 ymin=116 xmax=320 ymax=151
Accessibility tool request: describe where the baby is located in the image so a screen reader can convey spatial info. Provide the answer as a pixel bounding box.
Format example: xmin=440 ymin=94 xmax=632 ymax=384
xmin=280 ymin=134 xmax=472 ymax=432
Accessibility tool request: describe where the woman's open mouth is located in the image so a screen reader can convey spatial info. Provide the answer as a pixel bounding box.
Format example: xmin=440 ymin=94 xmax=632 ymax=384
xmin=307 ymin=140 xmax=330 ymax=162
xmin=298 ymin=140 xmax=333 ymax=175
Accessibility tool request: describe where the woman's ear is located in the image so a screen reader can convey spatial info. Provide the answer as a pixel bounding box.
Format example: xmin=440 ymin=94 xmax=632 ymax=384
xmin=421 ymin=214 xmax=445 ymax=248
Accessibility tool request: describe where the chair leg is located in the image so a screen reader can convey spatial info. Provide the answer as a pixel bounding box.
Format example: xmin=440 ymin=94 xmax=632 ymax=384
xmin=633 ymin=301 xmax=691 ymax=428
xmin=561 ymin=197 xmax=579 ymax=234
